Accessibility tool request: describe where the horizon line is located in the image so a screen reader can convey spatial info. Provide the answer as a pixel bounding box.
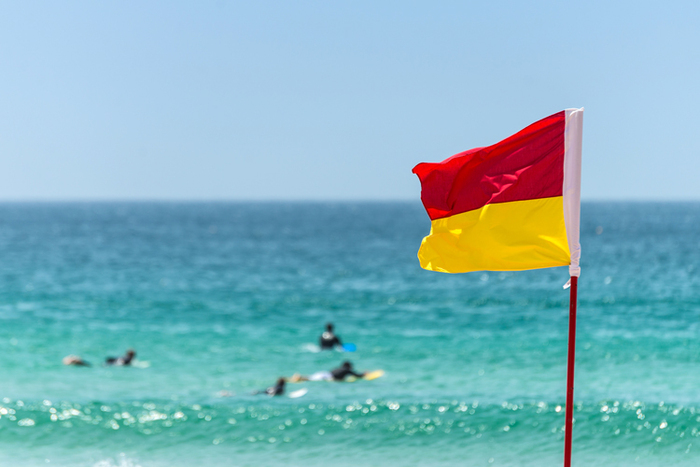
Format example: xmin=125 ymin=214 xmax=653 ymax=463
xmin=0 ymin=197 xmax=698 ymax=204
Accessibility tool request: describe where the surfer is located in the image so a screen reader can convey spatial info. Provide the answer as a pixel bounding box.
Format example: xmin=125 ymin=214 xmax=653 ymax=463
xmin=291 ymin=361 xmax=366 ymax=382
xmin=319 ymin=323 xmax=342 ymax=350
xmin=63 ymin=355 xmax=90 ymax=367
xmin=329 ymin=361 xmax=365 ymax=381
xmin=105 ymin=349 xmax=136 ymax=366
xmin=253 ymin=377 xmax=286 ymax=396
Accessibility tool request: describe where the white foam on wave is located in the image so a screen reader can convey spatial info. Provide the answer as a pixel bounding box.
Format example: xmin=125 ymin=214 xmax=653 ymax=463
xmin=301 ymin=343 xmax=321 ymax=353
xmin=93 ymin=454 xmax=142 ymax=467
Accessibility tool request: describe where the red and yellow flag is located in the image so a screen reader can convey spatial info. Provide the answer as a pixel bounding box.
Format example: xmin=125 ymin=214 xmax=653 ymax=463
xmin=413 ymin=109 xmax=583 ymax=275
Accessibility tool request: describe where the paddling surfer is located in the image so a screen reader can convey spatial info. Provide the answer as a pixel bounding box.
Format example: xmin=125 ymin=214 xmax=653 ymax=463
xmin=291 ymin=361 xmax=366 ymax=382
xmin=63 ymin=355 xmax=91 ymax=366
xmin=253 ymin=377 xmax=286 ymax=396
xmin=105 ymin=349 xmax=136 ymax=366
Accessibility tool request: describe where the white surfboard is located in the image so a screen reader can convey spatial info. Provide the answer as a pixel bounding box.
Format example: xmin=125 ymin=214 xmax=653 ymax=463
xmin=288 ymin=388 xmax=308 ymax=399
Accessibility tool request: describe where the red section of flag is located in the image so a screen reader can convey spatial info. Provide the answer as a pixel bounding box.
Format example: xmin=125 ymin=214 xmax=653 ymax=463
xmin=413 ymin=111 xmax=566 ymax=221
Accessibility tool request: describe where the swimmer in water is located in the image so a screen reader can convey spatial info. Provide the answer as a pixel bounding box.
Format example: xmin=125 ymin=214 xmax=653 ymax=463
xmin=319 ymin=323 xmax=342 ymax=350
xmin=105 ymin=349 xmax=136 ymax=366
xmin=63 ymin=355 xmax=91 ymax=367
xmin=290 ymin=361 xmax=366 ymax=382
xmin=253 ymin=377 xmax=286 ymax=396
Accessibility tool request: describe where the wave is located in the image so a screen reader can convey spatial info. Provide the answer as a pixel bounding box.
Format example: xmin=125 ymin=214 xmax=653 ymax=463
xmin=2 ymin=397 xmax=700 ymax=452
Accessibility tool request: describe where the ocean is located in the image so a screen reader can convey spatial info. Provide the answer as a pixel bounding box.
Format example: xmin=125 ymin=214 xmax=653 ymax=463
xmin=1 ymin=201 xmax=699 ymax=466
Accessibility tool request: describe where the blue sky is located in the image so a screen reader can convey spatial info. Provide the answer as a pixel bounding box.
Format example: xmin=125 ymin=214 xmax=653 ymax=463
xmin=1 ymin=1 xmax=698 ymax=200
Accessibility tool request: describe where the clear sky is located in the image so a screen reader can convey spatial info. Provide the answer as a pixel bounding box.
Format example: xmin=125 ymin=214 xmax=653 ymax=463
xmin=1 ymin=1 xmax=698 ymax=201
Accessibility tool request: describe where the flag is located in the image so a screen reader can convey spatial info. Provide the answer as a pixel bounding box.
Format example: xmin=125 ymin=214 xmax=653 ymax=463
xmin=413 ymin=109 xmax=583 ymax=275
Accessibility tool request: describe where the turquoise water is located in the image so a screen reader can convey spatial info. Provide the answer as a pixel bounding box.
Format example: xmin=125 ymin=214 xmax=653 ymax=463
xmin=1 ymin=202 xmax=700 ymax=466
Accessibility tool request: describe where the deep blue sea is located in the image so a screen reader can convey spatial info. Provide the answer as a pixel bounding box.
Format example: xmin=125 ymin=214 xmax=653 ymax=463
xmin=1 ymin=202 xmax=699 ymax=466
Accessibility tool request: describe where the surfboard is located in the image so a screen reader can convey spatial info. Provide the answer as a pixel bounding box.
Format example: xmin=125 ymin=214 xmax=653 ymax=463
xmin=290 ymin=370 xmax=384 ymax=383
xmin=345 ymin=370 xmax=384 ymax=382
xmin=304 ymin=343 xmax=355 ymax=352
xmin=363 ymin=370 xmax=384 ymax=381
xmin=288 ymin=388 xmax=308 ymax=399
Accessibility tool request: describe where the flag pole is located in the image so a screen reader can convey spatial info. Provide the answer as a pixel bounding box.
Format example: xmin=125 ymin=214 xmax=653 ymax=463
xmin=563 ymin=275 xmax=578 ymax=467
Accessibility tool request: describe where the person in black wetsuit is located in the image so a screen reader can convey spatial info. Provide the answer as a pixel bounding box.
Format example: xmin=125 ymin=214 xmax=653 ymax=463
xmin=319 ymin=323 xmax=342 ymax=350
xmin=330 ymin=361 xmax=365 ymax=381
xmin=290 ymin=360 xmax=365 ymax=382
xmin=253 ymin=377 xmax=286 ymax=396
xmin=105 ymin=349 xmax=136 ymax=366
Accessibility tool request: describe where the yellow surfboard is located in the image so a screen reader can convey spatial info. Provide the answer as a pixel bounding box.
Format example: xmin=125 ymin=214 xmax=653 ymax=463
xmin=347 ymin=370 xmax=385 ymax=382
xmin=363 ymin=370 xmax=384 ymax=381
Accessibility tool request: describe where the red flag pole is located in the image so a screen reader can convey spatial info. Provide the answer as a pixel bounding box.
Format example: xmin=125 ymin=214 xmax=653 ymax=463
xmin=563 ymin=275 xmax=578 ymax=467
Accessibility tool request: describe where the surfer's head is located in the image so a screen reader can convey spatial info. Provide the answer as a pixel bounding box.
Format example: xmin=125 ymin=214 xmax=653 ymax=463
xmin=342 ymin=360 xmax=352 ymax=369
xmin=326 ymin=323 xmax=334 ymax=332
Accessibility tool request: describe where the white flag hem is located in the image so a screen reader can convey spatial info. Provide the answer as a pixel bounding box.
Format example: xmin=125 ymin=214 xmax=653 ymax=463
xmin=563 ymin=108 xmax=583 ymax=278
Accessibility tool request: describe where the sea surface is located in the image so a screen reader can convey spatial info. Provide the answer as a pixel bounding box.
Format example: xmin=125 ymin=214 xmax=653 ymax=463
xmin=1 ymin=201 xmax=700 ymax=466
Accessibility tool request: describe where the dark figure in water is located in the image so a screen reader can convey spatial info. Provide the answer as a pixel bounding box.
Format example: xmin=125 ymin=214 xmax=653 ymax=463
xmin=290 ymin=361 xmax=365 ymax=382
xmin=106 ymin=349 xmax=136 ymax=366
xmin=319 ymin=323 xmax=342 ymax=350
xmin=254 ymin=377 xmax=286 ymax=396
xmin=330 ymin=361 xmax=365 ymax=381
xmin=63 ymin=355 xmax=91 ymax=367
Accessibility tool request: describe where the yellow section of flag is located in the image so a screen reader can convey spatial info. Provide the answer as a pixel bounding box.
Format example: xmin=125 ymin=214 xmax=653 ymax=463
xmin=418 ymin=197 xmax=571 ymax=273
